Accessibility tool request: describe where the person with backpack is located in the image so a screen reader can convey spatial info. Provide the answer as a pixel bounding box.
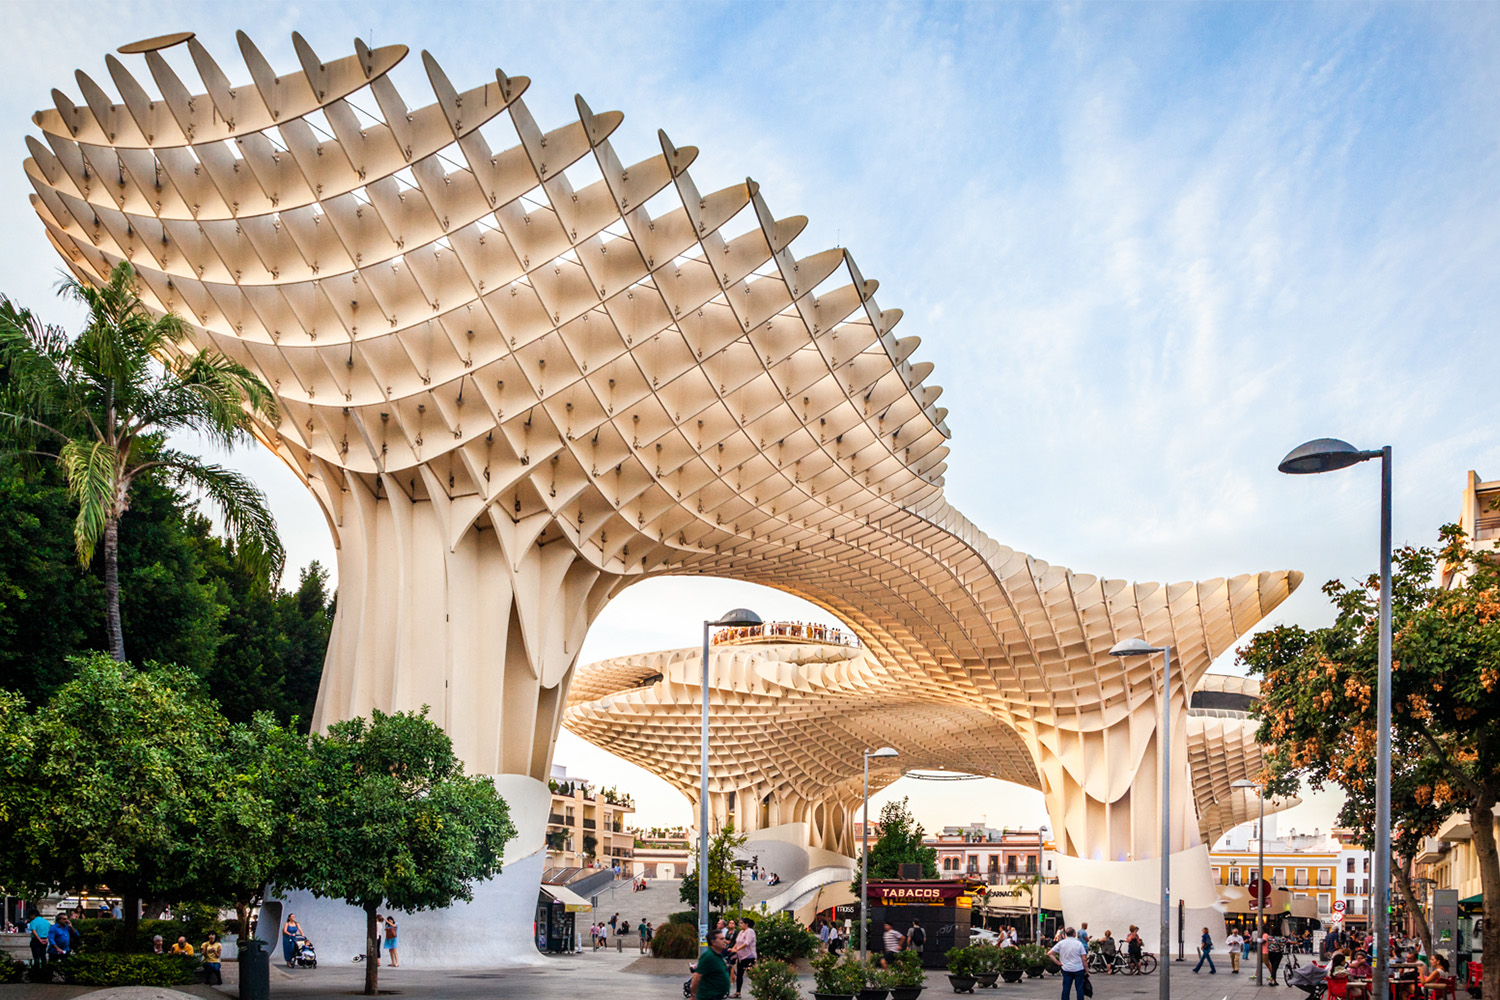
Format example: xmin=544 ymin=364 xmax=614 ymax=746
xmin=907 ymin=919 xmax=926 ymax=954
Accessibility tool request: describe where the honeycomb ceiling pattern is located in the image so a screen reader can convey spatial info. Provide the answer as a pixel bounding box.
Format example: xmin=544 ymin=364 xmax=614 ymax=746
xmin=24 ymin=33 xmax=1301 ymax=860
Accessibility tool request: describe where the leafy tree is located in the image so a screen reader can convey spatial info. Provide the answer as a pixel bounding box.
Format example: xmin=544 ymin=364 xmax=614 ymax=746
xmin=849 ymin=797 xmax=938 ymax=895
xmin=0 ymin=655 xmax=233 ymax=947
xmin=277 ymin=709 xmax=515 ymax=995
xmin=0 ymin=261 xmax=283 ymax=661
xmin=679 ymin=823 xmax=748 ymax=909
xmin=1242 ymin=524 xmax=1500 ymax=998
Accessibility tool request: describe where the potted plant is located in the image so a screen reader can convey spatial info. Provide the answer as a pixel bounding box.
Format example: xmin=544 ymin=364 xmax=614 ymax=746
xmin=1016 ymin=944 xmax=1048 ymax=979
xmin=812 ymin=952 xmax=864 ymax=1000
xmin=968 ymin=945 xmax=999 ymax=988
xmin=994 ymin=947 xmax=1026 ymax=984
xmin=861 ymin=958 xmax=891 ymax=1000
xmin=944 ymin=946 xmax=979 ymax=994
xmin=748 ymin=957 xmax=804 ymax=1000
xmin=887 ymin=949 xmax=927 ymax=1000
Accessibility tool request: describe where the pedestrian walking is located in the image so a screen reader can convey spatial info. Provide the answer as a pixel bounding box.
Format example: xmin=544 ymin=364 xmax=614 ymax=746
xmin=1192 ymin=927 xmax=1217 ymax=974
xmin=282 ymin=913 xmax=303 ymax=965
xmin=609 ymin=913 xmax=619 ymax=935
xmin=1048 ymin=926 xmax=1088 ymax=1000
xmin=729 ymin=917 xmax=757 ymax=998
xmin=906 ymin=918 xmax=926 ymax=954
xmin=881 ymin=921 xmax=904 ymax=967
xmin=689 ymin=928 xmax=732 ymax=1000
xmin=638 ymin=917 xmax=649 ymax=954
xmin=1226 ymin=929 xmax=1243 ymax=973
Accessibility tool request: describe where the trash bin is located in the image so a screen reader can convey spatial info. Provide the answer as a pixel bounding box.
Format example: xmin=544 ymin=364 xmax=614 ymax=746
xmin=238 ymin=936 xmax=270 ymax=1000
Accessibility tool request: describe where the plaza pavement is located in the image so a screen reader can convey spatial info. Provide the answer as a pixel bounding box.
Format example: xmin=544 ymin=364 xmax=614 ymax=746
xmin=0 ymin=948 xmax=1301 ymax=1000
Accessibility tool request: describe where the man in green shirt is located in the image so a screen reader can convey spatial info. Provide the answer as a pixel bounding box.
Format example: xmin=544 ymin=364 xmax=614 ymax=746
xmin=690 ymin=928 xmax=733 ymax=1000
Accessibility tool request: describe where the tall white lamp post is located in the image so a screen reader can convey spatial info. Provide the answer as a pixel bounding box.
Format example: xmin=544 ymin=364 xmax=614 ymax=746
xmin=1279 ymin=438 xmax=1392 ymax=1000
xmin=1232 ymin=778 xmax=1268 ymax=984
xmin=859 ymin=746 xmax=900 ymax=964
xmin=697 ymin=608 xmax=762 ymax=947
xmin=1109 ymin=638 xmax=1174 ymax=1000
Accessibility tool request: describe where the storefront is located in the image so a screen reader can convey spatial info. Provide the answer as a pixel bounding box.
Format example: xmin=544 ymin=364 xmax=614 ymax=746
xmin=535 ymin=884 xmax=591 ymax=953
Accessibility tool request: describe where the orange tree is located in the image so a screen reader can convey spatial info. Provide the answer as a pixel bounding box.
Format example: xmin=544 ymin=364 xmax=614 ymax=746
xmin=1240 ymin=525 xmax=1499 ymax=994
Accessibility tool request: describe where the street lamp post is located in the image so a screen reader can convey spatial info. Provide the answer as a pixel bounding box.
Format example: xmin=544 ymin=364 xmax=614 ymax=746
xmin=1279 ymin=438 xmax=1392 ymax=1000
xmin=697 ymin=607 xmax=762 ymax=948
xmin=860 ymin=746 xmax=900 ymax=964
xmin=1232 ymin=778 xmax=1267 ymax=984
xmin=1109 ymin=638 xmax=1174 ymax=1000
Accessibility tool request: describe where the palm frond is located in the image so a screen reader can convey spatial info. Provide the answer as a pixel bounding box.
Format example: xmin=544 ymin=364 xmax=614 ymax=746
xmin=140 ymin=349 xmax=278 ymax=448
xmin=158 ymin=450 xmax=286 ymax=582
xmin=59 ymin=437 xmax=119 ymax=565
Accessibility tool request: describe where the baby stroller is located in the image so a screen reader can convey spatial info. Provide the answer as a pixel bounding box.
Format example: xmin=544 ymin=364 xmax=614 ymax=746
xmin=288 ymin=934 xmax=318 ymax=969
xmin=1289 ymin=961 xmax=1328 ymax=1000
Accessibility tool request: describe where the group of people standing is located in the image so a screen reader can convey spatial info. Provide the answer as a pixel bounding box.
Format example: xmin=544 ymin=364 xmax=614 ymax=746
xmin=687 ymin=916 xmax=757 ymax=1000
xmin=587 ymin=912 xmax=657 ymax=951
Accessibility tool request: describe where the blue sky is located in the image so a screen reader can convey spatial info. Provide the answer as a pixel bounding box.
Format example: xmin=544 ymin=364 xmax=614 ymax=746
xmin=4 ymin=2 xmax=1497 ymax=835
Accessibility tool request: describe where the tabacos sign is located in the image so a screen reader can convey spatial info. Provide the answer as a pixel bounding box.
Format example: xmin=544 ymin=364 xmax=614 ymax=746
xmin=866 ymin=880 xmax=972 ymax=905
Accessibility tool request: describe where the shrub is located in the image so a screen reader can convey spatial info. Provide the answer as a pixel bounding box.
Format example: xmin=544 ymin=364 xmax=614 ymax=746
xmin=967 ymin=943 xmax=1000 ymax=972
xmin=1015 ymin=943 xmax=1050 ymax=970
xmin=945 ymin=945 xmax=981 ymax=978
xmin=747 ymin=957 xmax=802 ymax=1000
xmin=995 ymin=945 xmax=1028 ymax=970
xmin=650 ymin=922 xmax=700 ymax=959
xmin=72 ymin=916 xmax=224 ymax=954
xmin=753 ymin=912 xmax=818 ymax=962
xmin=52 ymin=953 xmax=198 ymax=986
xmin=668 ymin=909 xmax=728 ymax=926
xmin=811 ymin=952 xmax=866 ymax=994
xmin=0 ymin=957 xmax=24 ymax=984
xmin=887 ymin=948 xmax=925 ymax=987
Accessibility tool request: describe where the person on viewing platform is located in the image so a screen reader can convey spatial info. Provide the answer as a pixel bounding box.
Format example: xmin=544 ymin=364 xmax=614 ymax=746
xmin=689 ymin=928 xmax=732 ymax=1000
xmin=1048 ymin=926 xmax=1088 ymax=1000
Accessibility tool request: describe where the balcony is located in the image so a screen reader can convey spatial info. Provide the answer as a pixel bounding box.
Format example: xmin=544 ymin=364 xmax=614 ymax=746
xmin=548 ymin=813 xmax=566 ymax=826
xmin=583 ymin=819 xmax=596 ymax=830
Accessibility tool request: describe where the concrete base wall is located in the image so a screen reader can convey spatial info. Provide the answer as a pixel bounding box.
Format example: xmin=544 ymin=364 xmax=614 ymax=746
xmin=1053 ymin=845 xmax=1224 ymax=954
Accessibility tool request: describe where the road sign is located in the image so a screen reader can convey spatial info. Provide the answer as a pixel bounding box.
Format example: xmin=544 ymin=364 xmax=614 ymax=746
xmin=1333 ymin=900 xmax=1346 ymax=913
xmin=1247 ymin=878 xmax=1272 ymax=909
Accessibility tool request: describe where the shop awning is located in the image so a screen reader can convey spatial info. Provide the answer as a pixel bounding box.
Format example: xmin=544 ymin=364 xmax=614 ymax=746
xmin=540 ymin=884 xmax=593 ymax=913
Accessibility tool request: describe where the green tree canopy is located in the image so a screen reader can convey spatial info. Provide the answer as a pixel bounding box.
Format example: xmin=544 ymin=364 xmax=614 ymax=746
xmin=277 ymin=709 xmax=516 ymax=995
xmin=1242 ymin=524 xmax=1500 ymax=997
xmin=850 ymin=797 xmax=938 ymax=896
xmin=679 ymin=823 xmax=748 ymax=910
xmin=0 ymin=262 xmax=283 ymax=661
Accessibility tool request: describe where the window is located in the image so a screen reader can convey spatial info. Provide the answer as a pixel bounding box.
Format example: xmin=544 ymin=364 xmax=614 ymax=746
xmin=1363 ymin=858 xmax=1370 ymax=873
xmin=1347 ymin=858 xmax=1355 ymax=873
xmin=1295 ymin=868 xmax=1308 ymax=887
xmin=989 ymin=855 xmax=1000 ymax=873
xmin=1273 ymin=867 xmax=1286 ymax=885
xmin=1346 ymin=878 xmax=1355 ymax=893
xmin=1212 ymin=866 xmax=1222 ymax=884
xmin=1231 ymin=869 xmax=1241 ymax=886
xmin=1007 ymin=856 xmax=1018 ymax=873
xmin=1026 ymin=855 xmax=1036 ymax=873
xmin=967 ymin=855 xmax=979 ymax=874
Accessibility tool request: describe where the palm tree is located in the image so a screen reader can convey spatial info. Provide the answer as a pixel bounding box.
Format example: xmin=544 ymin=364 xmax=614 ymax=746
xmin=0 ymin=262 xmax=284 ymax=661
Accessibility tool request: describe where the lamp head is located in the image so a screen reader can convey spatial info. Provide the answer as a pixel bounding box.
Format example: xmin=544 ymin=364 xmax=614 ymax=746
xmin=711 ymin=608 xmax=762 ymax=627
xmin=1231 ymin=779 xmax=1259 ymax=790
xmin=1108 ymin=638 xmax=1166 ymax=657
xmin=866 ymin=746 xmax=900 ymax=759
xmin=1277 ymin=438 xmax=1375 ymax=475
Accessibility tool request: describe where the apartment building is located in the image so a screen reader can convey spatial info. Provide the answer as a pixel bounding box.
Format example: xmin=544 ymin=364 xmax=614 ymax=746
xmin=543 ymin=766 xmax=636 ymax=870
xmin=924 ymin=823 xmax=1050 ymax=884
xmin=1209 ymin=816 xmax=1371 ymax=925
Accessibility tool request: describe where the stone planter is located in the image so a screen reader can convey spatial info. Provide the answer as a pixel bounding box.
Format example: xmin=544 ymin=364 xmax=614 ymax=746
xmin=860 ymin=989 xmax=890 ymax=1000
xmin=891 ymin=988 xmax=925 ymax=1000
xmin=1000 ymin=970 xmax=1024 ymax=983
xmin=974 ymin=972 xmax=999 ymax=988
xmin=947 ymin=975 xmax=977 ymax=994
xmin=813 ymin=994 xmax=856 ymax=1000
xmin=1024 ymin=966 xmax=1045 ymax=979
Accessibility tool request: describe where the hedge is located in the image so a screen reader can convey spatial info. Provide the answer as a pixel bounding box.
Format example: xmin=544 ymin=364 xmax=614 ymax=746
xmin=753 ymin=912 xmax=819 ymax=961
xmin=72 ymin=916 xmax=225 ymax=954
xmin=51 ymin=954 xmax=199 ymax=986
